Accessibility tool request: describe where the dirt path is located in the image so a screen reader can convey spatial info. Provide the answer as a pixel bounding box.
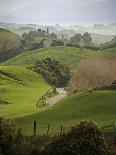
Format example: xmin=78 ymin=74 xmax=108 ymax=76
xmin=47 ymin=88 xmax=67 ymax=105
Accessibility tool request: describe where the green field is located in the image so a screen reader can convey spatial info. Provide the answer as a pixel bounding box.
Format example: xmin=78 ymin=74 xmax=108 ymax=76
xmin=0 ymin=47 xmax=116 ymax=137
xmin=15 ymin=90 xmax=116 ymax=135
xmin=0 ymin=66 xmax=50 ymax=118
xmin=1 ymin=47 xmax=116 ymax=69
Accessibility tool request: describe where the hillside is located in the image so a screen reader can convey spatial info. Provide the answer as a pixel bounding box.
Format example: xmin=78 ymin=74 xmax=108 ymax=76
xmin=1 ymin=46 xmax=116 ymax=69
xmin=0 ymin=28 xmax=22 ymax=63
xmin=91 ymin=33 xmax=113 ymax=45
xmin=0 ymin=28 xmax=21 ymax=53
xmin=16 ymin=90 xmax=116 ymax=135
xmin=0 ymin=66 xmax=50 ymax=118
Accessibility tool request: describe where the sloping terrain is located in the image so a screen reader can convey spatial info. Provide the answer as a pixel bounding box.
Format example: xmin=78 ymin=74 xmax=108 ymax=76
xmin=0 ymin=66 xmax=50 ymax=118
xmin=0 ymin=28 xmax=21 ymax=53
xmin=16 ymin=90 xmax=116 ymax=135
xmin=1 ymin=47 xmax=116 ymax=69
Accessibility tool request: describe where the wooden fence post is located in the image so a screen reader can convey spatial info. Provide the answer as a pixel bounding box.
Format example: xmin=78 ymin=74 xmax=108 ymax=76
xmin=33 ymin=121 xmax=37 ymax=136
xmin=60 ymin=124 xmax=63 ymax=135
xmin=47 ymin=123 xmax=51 ymax=135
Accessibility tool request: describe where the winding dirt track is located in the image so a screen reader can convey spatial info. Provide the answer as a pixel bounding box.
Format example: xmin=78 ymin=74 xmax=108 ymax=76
xmin=47 ymin=88 xmax=67 ymax=105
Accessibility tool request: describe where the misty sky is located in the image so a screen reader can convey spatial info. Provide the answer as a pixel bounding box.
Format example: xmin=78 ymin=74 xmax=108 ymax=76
xmin=0 ymin=0 xmax=116 ymax=25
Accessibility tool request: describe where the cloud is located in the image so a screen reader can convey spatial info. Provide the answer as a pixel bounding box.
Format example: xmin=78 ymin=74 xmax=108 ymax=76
xmin=0 ymin=0 xmax=31 ymax=15
xmin=0 ymin=0 xmax=115 ymax=24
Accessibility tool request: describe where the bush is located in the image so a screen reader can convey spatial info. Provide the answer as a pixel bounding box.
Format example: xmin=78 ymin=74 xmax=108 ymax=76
xmin=69 ymin=58 xmax=116 ymax=93
xmin=0 ymin=118 xmax=31 ymax=155
xmin=46 ymin=121 xmax=108 ymax=155
xmin=0 ymin=117 xmax=17 ymax=155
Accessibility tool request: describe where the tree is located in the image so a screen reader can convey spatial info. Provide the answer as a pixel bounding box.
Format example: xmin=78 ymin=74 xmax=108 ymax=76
xmin=82 ymin=32 xmax=92 ymax=45
xmin=31 ymin=58 xmax=70 ymax=87
xmin=70 ymin=33 xmax=82 ymax=45
xmin=37 ymin=29 xmax=46 ymax=37
xmin=49 ymin=33 xmax=57 ymax=39
xmin=50 ymin=40 xmax=64 ymax=46
xmin=46 ymin=121 xmax=108 ymax=155
xmin=47 ymin=28 xmax=49 ymax=35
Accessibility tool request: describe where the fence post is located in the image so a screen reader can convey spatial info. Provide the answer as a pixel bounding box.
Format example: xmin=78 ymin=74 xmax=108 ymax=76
xmin=33 ymin=121 xmax=37 ymax=136
xmin=60 ymin=124 xmax=63 ymax=135
xmin=18 ymin=128 xmax=22 ymax=137
xmin=47 ymin=123 xmax=51 ymax=135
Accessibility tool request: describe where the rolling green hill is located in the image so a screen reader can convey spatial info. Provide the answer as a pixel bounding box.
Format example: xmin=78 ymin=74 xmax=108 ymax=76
xmin=1 ymin=47 xmax=116 ymax=69
xmin=0 ymin=66 xmax=50 ymax=118
xmin=16 ymin=90 xmax=116 ymax=135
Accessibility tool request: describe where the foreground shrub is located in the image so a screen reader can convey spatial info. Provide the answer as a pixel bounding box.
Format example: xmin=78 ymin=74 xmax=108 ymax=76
xmin=0 ymin=118 xmax=31 ymax=155
xmin=46 ymin=121 xmax=108 ymax=155
xmin=69 ymin=58 xmax=116 ymax=93
xmin=0 ymin=117 xmax=17 ymax=155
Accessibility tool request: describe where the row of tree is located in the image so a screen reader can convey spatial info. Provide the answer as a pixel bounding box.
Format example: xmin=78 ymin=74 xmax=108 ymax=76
xmin=22 ymin=28 xmax=57 ymax=41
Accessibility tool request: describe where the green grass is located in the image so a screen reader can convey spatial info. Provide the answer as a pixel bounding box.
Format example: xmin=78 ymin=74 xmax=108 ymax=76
xmin=2 ymin=46 xmax=116 ymax=69
xmin=16 ymin=90 xmax=116 ymax=135
xmin=0 ymin=66 xmax=50 ymax=118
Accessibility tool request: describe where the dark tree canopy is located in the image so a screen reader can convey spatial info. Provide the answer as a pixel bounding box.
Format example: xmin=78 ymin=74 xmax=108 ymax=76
xmin=82 ymin=32 xmax=92 ymax=45
xmin=46 ymin=121 xmax=108 ymax=155
xmin=49 ymin=33 xmax=57 ymax=39
xmin=31 ymin=58 xmax=70 ymax=87
xmin=70 ymin=33 xmax=82 ymax=45
xmin=50 ymin=40 xmax=64 ymax=46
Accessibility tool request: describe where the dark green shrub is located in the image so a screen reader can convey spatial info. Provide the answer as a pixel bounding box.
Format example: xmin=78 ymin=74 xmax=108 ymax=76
xmin=0 ymin=117 xmax=17 ymax=155
xmin=46 ymin=121 xmax=108 ymax=155
xmin=0 ymin=118 xmax=31 ymax=155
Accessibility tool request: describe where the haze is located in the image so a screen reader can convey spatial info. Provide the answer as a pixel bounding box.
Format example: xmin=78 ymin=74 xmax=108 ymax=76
xmin=0 ymin=0 xmax=116 ymax=25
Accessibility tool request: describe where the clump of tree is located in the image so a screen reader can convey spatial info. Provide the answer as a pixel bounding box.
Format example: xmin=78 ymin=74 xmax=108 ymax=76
xmin=70 ymin=33 xmax=82 ymax=45
xmin=82 ymin=32 xmax=92 ymax=45
xmin=69 ymin=58 xmax=116 ymax=94
xmin=49 ymin=33 xmax=57 ymax=39
xmin=31 ymin=58 xmax=70 ymax=87
xmin=50 ymin=40 xmax=64 ymax=47
xmin=46 ymin=121 xmax=108 ymax=155
xmin=21 ymin=28 xmax=58 ymax=49
xmin=70 ymin=32 xmax=92 ymax=46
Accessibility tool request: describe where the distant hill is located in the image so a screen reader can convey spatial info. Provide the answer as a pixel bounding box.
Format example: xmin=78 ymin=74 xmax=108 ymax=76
xmin=91 ymin=33 xmax=114 ymax=45
xmin=1 ymin=46 xmax=116 ymax=69
xmin=101 ymin=36 xmax=116 ymax=49
xmin=0 ymin=28 xmax=21 ymax=62
xmin=12 ymin=27 xmax=36 ymax=35
xmin=0 ymin=28 xmax=21 ymax=53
